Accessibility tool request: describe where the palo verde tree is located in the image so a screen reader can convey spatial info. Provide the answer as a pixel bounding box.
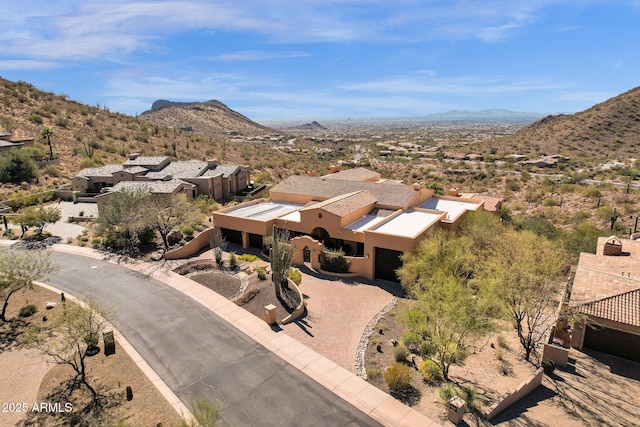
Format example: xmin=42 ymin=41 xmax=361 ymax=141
xmin=22 ymin=298 xmax=116 ymax=402
xmin=41 ymin=127 xmax=55 ymax=160
xmin=0 ymin=249 xmax=56 ymax=323
xmin=481 ymin=230 xmax=566 ymax=362
xmin=398 ymin=229 xmax=493 ymax=381
xmin=269 ymin=224 xmax=291 ymax=300
xmin=16 ymin=204 xmax=61 ymax=238
xmin=96 ymin=187 xmax=150 ymax=255
xmin=147 ymin=193 xmax=202 ymax=252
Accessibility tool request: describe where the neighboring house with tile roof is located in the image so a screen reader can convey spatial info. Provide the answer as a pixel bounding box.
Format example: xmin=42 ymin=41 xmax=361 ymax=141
xmin=212 ymin=169 xmax=484 ymax=281
xmin=72 ymin=154 xmax=249 ymax=204
xmin=0 ymin=132 xmax=35 ymax=152
xmin=569 ymin=236 xmax=640 ymax=362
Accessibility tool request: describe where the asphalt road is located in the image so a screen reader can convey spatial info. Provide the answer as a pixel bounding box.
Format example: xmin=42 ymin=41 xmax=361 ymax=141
xmin=46 ymin=252 xmax=380 ymax=427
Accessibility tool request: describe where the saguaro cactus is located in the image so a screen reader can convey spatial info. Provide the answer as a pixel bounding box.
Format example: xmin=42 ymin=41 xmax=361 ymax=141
xmin=269 ymin=224 xmax=291 ymax=299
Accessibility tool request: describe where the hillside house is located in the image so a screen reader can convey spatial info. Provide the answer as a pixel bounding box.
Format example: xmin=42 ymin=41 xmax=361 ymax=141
xmin=0 ymin=132 xmax=35 ymax=152
xmin=72 ymin=155 xmax=249 ymax=205
xmin=212 ymin=168 xmax=484 ymax=281
xmin=568 ymin=236 xmax=640 ymax=362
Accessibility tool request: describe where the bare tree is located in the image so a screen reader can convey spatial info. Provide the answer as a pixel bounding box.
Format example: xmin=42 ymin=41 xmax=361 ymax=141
xmin=483 ymin=230 xmax=565 ymax=362
xmin=22 ymin=298 xmax=116 ymax=402
xmin=0 ymin=249 xmax=55 ymax=323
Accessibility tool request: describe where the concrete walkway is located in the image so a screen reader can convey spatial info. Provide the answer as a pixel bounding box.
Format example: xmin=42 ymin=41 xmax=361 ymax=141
xmin=0 ymin=241 xmax=439 ymax=426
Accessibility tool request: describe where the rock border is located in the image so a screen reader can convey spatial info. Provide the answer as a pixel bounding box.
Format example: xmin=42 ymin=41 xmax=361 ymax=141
xmin=354 ymin=297 xmax=398 ymax=379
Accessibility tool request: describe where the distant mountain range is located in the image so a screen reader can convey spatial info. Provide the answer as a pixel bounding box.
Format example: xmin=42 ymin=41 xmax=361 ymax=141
xmin=421 ymin=109 xmax=545 ymax=122
xmin=480 ymin=87 xmax=640 ymax=159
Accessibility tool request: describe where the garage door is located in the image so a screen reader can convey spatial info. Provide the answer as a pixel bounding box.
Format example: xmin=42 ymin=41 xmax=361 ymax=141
xmin=374 ymin=247 xmax=403 ymax=282
xmin=220 ymin=228 xmax=242 ymax=245
xmin=584 ymin=326 xmax=640 ymax=362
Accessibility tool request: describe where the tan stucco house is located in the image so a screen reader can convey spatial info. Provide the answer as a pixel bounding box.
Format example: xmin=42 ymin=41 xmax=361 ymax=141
xmin=212 ymin=168 xmax=484 ymax=281
xmin=569 ymin=236 xmax=640 ymax=362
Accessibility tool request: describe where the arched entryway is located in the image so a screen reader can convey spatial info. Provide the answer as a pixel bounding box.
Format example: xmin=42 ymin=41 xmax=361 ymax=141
xmin=311 ymin=227 xmax=330 ymax=244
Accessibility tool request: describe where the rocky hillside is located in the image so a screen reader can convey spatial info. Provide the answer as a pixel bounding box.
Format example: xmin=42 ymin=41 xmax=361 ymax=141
xmin=0 ymin=78 xmax=281 ymax=177
xmin=140 ymin=99 xmax=278 ymax=137
xmin=482 ymin=87 xmax=640 ymax=161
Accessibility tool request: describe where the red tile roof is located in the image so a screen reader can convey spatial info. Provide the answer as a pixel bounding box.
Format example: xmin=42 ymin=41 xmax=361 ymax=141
xmin=299 ymin=191 xmax=377 ymax=217
xmin=577 ymin=288 xmax=640 ymax=327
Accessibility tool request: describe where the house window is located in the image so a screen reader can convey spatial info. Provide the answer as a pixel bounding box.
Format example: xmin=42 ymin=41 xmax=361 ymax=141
xmin=318 ymin=213 xmax=322 ymax=219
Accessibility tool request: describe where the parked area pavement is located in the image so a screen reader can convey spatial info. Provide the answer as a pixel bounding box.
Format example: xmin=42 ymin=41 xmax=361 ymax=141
xmin=4 ymin=201 xmax=98 ymax=241
xmin=8 ymin=242 xmax=438 ymax=426
xmin=282 ymin=266 xmax=401 ymax=373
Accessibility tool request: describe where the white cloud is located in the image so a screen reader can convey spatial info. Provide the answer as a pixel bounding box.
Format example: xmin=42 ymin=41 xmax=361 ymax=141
xmin=210 ymin=50 xmax=311 ymax=61
xmin=341 ymin=74 xmax=566 ymax=95
xmin=0 ymin=60 xmax=61 ymax=70
xmin=0 ymin=0 xmax=574 ymax=62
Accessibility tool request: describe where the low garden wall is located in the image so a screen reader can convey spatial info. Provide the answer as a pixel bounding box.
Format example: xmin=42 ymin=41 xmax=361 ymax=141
xmin=281 ymin=277 xmax=305 ymax=325
xmin=484 ymin=368 xmax=544 ymax=420
xmin=164 ymin=228 xmax=215 ymax=260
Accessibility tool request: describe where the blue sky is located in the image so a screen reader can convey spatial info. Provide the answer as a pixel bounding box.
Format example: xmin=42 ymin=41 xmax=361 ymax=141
xmin=1 ymin=1 xmax=639 ymax=120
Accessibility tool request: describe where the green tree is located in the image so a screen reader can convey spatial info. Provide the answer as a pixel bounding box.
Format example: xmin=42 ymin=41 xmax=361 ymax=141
xmin=0 ymin=149 xmax=38 ymax=183
xmin=96 ymin=188 xmax=150 ymax=254
xmin=0 ymin=250 xmax=55 ymax=323
xmin=482 ymin=230 xmax=566 ymax=361
xmin=147 ymin=193 xmax=201 ymax=252
xmin=41 ymin=127 xmax=55 ymax=160
xmin=22 ymin=298 xmax=116 ymax=401
xmin=16 ymin=204 xmax=61 ymax=237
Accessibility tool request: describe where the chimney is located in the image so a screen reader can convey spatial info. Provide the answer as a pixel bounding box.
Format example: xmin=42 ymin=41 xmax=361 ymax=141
xmin=207 ymin=159 xmax=219 ymax=167
xmin=448 ymin=187 xmax=460 ymax=197
xmin=329 ymin=165 xmax=341 ymax=174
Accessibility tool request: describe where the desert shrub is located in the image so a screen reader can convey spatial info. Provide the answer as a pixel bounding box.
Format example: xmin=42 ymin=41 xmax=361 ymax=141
xmin=137 ymin=226 xmax=156 ymax=245
xmin=42 ymin=164 xmax=60 ymax=177
xmin=320 ymin=249 xmax=351 ymax=273
xmin=180 ymin=225 xmax=195 ymax=237
xmin=255 ymin=266 xmax=267 ymax=280
xmin=19 ymin=304 xmax=38 ymax=317
xmin=287 ymin=268 xmax=302 ymax=285
xmin=384 ymin=362 xmax=412 ymax=393
xmin=438 ymin=383 xmax=457 ymax=402
xmin=500 ymin=360 xmax=513 ymax=376
xmin=496 ymin=335 xmax=510 ymax=349
xmin=366 ymin=368 xmax=381 ymax=380
xmin=543 ymin=198 xmax=558 ymax=207
xmin=0 ymin=150 xmax=38 ymax=184
xmin=402 ymin=331 xmax=423 ymax=354
xmin=238 ymin=254 xmax=259 ymax=262
xmin=393 ymin=343 xmax=410 ymax=362
xmin=419 ymin=360 xmax=441 ymax=383
xmin=542 ymin=359 xmax=556 ymax=375
xmin=229 ymin=252 xmax=237 ymax=269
